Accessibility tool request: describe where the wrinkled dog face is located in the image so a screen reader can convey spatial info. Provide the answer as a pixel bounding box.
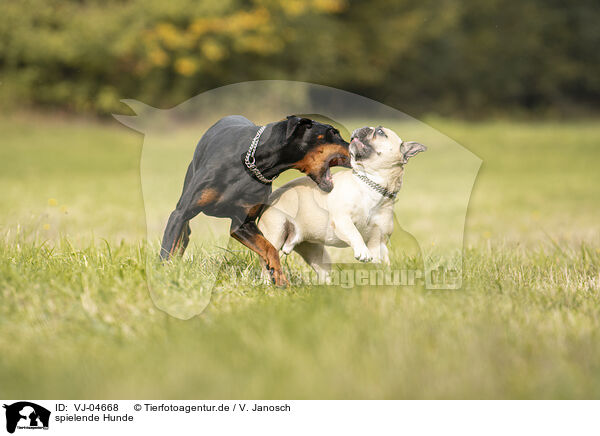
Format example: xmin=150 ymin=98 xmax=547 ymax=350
xmin=350 ymin=126 xmax=426 ymax=170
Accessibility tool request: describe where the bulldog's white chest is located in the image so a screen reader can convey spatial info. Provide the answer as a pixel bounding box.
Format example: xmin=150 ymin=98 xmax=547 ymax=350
xmin=323 ymin=181 xmax=394 ymax=247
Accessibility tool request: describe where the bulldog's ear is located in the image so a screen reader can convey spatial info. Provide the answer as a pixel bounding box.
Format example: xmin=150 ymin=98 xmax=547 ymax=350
xmin=286 ymin=115 xmax=313 ymax=140
xmin=402 ymin=141 xmax=427 ymax=163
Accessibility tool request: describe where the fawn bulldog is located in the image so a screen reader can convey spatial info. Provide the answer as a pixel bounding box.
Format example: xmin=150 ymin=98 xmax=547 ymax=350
xmin=258 ymin=125 xmax=426 ymax=279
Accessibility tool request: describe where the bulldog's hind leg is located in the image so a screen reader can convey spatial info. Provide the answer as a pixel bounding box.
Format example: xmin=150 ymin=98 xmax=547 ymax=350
xmin=281 ymin=220 xmax=301 ymax=255
xmin=294 ymin=242 xmax=331 ymax=281
xmin=258 ymin=210 xmax=301 ymax=255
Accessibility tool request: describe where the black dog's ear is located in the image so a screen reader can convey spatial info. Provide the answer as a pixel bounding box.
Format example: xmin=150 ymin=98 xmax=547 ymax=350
xmin=286 ymin=115 xmax=313 ymax=141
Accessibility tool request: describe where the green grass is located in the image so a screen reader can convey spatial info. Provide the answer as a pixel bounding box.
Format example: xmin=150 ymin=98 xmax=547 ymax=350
xmin=1 ymin=114 xmax=599 ymax=398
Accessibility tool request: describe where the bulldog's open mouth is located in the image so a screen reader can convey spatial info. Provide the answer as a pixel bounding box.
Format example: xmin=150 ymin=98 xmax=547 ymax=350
xmin=350 ymin=137 xmax=371 ymax=159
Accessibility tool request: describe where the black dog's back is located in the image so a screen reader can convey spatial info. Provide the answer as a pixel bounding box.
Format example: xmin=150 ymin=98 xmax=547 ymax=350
xmin=191 ymin=115 xmax=256 ymax=172
xmin=182 ymin=115 xmax=261 ymax=204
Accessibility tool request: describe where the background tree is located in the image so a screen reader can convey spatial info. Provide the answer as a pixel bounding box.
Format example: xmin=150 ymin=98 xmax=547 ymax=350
xmin=0 ymin=0 xmax=598 ymax=116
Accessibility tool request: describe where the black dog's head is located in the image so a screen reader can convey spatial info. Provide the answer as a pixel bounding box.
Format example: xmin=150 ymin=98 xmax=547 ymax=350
xmin=284 ymin=115 xmax=350 ymax=192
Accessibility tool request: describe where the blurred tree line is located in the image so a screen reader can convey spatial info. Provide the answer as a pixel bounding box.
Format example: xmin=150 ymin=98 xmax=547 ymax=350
xmin=0 ymin=0 xmax=598 ymax=117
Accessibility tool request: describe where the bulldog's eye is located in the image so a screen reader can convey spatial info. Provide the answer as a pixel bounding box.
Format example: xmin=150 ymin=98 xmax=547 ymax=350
xmin=376 ymin=128 xmax=385 ymax=136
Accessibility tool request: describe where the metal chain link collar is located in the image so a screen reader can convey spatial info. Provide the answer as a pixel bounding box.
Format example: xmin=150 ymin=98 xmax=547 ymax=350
xmin=244 ymin=125 xmax=275 ymax=184
xmin=352 ymin=169 xmax=399 ymax=200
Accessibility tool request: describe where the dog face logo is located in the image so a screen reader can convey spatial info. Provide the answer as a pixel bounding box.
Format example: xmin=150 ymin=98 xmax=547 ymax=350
xmin=3 ymin=402 xmax=50 ymax=433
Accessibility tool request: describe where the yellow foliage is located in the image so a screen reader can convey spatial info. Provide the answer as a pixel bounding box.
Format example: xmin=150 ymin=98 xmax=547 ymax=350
xmin=201 ymin=40 xmax=226 ymax=61
xmin=142 ymin=2 xmax=345 ymax=72
xmin=175 ymin=57 xmax=198 ymax=76
xmin=225 ymin=7 xmax=271 ymax=33
xmin=280 ymin=0 xmax=307 ymax=17
xmin=155 ymin=23 xmax=184 ymax=50
xmin=189 ymin=17 xmax=221 ymax=37
xmin=149 ymin=48 xmax=168 ymax=67
xmin=313 ymin=0 xmax=346 ymax=13
xmin=236 ymin=34 xmax=283 ymax=54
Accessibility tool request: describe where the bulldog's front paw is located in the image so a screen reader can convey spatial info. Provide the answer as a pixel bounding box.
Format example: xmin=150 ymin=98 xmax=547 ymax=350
xmin=354 ymin=246 xmax=372 ymax=263
xmin=371 ymin=256 xmax=390 ymax=266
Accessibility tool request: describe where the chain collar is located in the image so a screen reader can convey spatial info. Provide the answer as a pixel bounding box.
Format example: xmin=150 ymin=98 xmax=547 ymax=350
xmin=244 ymin=125 xmax=275 ymax=184
xmin=352 ymin=169 xmax=399 ymax=200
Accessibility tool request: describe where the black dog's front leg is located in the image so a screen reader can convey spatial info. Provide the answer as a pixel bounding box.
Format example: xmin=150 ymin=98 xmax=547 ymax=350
xmin=230 ymin=220 xmax=289 ymax=287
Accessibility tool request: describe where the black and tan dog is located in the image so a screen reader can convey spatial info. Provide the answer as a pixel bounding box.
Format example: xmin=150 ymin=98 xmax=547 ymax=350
xmin=160 ymin=115 xmax=350 ymax=286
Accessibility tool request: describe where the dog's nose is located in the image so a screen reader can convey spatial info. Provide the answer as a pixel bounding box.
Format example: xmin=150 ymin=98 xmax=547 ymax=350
xmin=351 ymin=126 xmax=373 ymax=142
xmin=351 ymin=137 xmax=364 ymax=147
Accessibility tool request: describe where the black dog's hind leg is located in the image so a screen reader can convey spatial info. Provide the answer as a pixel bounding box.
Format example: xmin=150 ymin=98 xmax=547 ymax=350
xmin=160 ymin=207 xmax=198 ymax=260
xmin=160 ymin=209 xmax=189 ymax=260
xmin=160 ymin=163 xmax=200 ymax=260
xmin=179 ymin=221 xmax=191 ymax=254
xmin=230 ymin=219 xmax=289 ymax=287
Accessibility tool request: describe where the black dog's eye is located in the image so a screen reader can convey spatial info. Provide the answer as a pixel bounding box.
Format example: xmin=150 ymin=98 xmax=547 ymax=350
xmin=326 ymin=128 xmax=340 ymax=141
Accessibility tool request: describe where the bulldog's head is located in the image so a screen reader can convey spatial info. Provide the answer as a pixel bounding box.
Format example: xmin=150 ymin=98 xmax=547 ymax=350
xmin=350 ymin=126 xmax=426 ymax=171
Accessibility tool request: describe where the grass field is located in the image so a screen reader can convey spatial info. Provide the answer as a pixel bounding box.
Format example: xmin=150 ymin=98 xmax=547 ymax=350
xmin=1 ymin=114 xmax=599 ymax=398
